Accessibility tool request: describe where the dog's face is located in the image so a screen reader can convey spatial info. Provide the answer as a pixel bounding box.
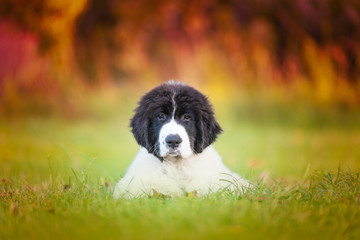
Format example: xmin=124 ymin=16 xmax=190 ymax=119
xmin=130 ymin=83 xmax=222 ymax=161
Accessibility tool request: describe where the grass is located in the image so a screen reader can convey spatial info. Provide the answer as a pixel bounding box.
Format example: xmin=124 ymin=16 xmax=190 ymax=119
xmin=1 ymin=94 xmax=360 ymax=239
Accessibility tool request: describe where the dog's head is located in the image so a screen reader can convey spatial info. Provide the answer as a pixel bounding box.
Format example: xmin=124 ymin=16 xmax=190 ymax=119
xmin=130 ymin=82 xmax=222 ymax=161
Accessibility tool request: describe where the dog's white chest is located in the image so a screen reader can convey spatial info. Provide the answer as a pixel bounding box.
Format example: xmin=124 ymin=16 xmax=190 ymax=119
xmin=113 ymin=147 xmax=251 ymax=198
xmin=161 ymin=160 xmax=192 ymax=184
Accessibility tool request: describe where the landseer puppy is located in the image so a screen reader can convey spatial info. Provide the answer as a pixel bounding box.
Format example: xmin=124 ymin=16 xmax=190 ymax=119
xmin=113 ymin=81 xmax=251 ymax=198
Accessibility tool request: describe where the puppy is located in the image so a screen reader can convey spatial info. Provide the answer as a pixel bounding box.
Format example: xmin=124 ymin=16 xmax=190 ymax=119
xmin=114 ymin=81 xmax=250 ymax=198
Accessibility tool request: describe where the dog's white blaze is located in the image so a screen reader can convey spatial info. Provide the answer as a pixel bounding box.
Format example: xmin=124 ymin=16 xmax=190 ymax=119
xmin=171 ymin=93 xmax=176 ymax=118
xmin=159 ymin=119 xmax=193 ymax=159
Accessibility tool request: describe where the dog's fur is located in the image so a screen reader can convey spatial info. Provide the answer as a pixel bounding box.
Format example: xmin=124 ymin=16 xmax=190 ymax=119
xmin=113 ymin=82 xmax=250 ymax=198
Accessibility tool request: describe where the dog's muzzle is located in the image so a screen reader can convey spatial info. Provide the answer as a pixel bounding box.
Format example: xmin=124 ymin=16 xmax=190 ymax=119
xmin=164 ymin=134 xmax=182 ymax=157
xmin=158 ymin=119 xmax=193 ymax=158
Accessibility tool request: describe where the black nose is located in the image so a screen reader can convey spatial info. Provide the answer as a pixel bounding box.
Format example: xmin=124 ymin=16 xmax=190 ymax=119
xmin=165 ymin=134 xmax=182 ymax=148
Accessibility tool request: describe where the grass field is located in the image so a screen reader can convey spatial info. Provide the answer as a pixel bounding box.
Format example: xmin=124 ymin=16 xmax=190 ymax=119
xmin=1 ymin=94 xmax=360 ymax=239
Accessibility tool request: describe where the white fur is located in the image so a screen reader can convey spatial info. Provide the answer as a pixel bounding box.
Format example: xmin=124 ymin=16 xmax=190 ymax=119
xmin=113 ymin=146 xmax=251 ymax=199
xmin=158 ymin=119 xmax=193 ymax=158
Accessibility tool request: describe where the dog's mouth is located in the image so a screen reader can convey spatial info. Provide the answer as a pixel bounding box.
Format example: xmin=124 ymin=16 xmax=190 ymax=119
xmin=153 ymin=143 xmax=182 ymax=160
xmin=164 ymin=148 xmax=182 ymax=158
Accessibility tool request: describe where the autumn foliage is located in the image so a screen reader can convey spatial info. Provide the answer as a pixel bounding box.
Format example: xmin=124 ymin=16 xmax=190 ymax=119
xmin=1 ymin=0 xmax=360 ymax=114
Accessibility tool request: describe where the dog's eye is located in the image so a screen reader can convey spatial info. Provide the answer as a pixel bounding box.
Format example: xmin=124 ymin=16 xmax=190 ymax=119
xmin=182 ymin=113 xmax=191 ymax=122
xmin=157 ymin=112 xmax=166 ymax=120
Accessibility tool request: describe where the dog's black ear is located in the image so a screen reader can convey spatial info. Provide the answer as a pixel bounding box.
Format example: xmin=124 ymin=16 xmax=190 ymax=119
xmin=194 ymin=99 xmax=222 ymax=153
xmin=130 ymin=104 xmax=150 ymax=150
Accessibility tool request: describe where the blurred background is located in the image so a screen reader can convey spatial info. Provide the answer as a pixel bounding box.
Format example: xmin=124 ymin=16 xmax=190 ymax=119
xmin=1 ymin=0 xmax=360 ymax=114
xmin=1 ymin=0 xmax=360 ymax=182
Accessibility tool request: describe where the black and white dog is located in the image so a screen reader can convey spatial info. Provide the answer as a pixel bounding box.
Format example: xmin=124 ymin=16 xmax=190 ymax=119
xmin=113 ymin=81 xmax=250 ymax=198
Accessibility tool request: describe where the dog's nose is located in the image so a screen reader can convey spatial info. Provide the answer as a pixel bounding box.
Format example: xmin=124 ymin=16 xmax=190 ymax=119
xmin=165 ymin=134 xmax=182 ymax=148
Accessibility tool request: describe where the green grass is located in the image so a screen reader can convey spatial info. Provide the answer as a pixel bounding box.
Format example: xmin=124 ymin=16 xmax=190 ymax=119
xmin=1 ymin=97 xmax=360 ymax=239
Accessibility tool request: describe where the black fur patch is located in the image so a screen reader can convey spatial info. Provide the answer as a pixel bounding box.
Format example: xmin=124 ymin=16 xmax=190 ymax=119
xmin=130 ymin=83 xmax=222 ymax=160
